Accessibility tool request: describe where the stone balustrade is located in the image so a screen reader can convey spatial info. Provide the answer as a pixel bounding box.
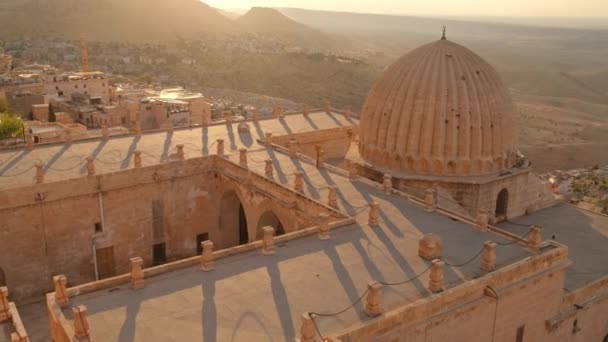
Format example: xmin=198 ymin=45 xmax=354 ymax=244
xmin=86 ymin=157 xmax=95 ymax=176
xmin=35 ymin=162 xmax=44 ymax=184
xmin=134 ymin=151 xmax=142 ymax=168
xmin=72 ymin=305 xmax=90 ymax=340
xmin=365 ymin=282 xmax=383 ymax=317
xmin=201 ymin=241 xmax=215 ymax=271
xmin=299 ymin=313 xmax=316 ymax=342
xmin=481 ymin=241 xmax=497 ymax=271
xmin=368 ymin=201 xmax=380 ymax=226
xmin=424 ymin=189 xmax=436 ymax=212
xmin=428 ymin=259 xmax=444 ymax=293
xmin=327 ymin=186 xmax=338 ymax=209
xmin=262 ymin=226 xmax=276 ymax=255
xmin=239 ymin=148 xmax=248 ymax=168
xmin=216 ymin=139 xmax=225 ymax=157
xmin=294 ymin=172 xmax=304 ymax=193
xmin=130 ymin=257 xmax=144 ymax=290
xmin=176 ymin=145 xmax=185 ymax=161
xmin=53 ymin=275 xmax=69 ymax=308
xmin=318 ymin=213 xmax=331 ymax=240
xmin=265 ymin=159 xmax=274 ymax=178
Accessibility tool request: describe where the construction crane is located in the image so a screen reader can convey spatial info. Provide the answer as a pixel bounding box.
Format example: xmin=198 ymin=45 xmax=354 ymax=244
xmin=80 ymin=33 xmax=89 ymax=73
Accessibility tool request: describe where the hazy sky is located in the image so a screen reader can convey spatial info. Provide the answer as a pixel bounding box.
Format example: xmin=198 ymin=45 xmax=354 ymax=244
xmin=205 ymin=0 xmax=608 ymax=17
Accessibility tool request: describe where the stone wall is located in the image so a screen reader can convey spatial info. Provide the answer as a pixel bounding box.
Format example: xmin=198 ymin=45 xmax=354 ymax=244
xmin=0 ymin=155 xmax=342 ymax=303
xmin=349 ymin=158 xmax=534 ymax=220
xmin=337 ymin=242 xmax=608 ymax=342
xmin=271 ymin=127 xmax=352 ymax=161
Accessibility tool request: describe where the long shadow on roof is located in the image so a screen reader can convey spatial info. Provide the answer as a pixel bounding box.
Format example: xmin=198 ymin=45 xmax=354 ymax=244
xmin=499 ymin=204 xmax=608 ymax=291
xmin=120 ymin=136 xmax=140 ymax=169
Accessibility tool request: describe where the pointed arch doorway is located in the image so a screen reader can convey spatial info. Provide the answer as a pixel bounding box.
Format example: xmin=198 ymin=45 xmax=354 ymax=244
xmin=495 ymin=188 xmax=509 ymax=222
xmin=219 ymin=190 xmax=249 ymax=248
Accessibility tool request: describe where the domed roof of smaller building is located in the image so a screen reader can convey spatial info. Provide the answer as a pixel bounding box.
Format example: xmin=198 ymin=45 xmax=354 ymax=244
xmin=358 ymin=34 xmax=518 ymax=177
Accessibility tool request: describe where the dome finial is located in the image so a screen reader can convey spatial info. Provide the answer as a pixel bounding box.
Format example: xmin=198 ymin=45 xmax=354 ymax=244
xmin=441 ymin=26 xmax=447 ymax=40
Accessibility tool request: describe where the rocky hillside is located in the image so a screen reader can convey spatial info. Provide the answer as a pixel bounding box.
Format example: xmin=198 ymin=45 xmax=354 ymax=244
xmin=236 ymin=7 xmax=344 ymax=49
xmin=0 ymin=0 xmax=235 ymax=42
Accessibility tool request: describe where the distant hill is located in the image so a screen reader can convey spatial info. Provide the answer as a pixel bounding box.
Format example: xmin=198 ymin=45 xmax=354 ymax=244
xmin=0 ymin=0 xmax=235 ymax=42
xmin=237 ymin=7 xmax=314 ymax=33
xmin=277 ymin=7 xmax=608 ymax=105
xmin=217 ymin=8 xmax=241 ymax=20
xmin=0 ymin=2 xmax=347 ymax=51
xmin=236 ymin=7 xmax=344 ymax=50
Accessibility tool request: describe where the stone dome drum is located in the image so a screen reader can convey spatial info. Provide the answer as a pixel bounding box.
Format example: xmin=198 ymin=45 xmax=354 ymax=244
xmin=358 ymin=38 xmax=517 ymax=177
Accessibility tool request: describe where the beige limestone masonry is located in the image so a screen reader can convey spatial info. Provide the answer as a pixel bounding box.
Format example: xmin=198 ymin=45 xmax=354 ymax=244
xmin=0 ymin=154 xmax=344 ymax=303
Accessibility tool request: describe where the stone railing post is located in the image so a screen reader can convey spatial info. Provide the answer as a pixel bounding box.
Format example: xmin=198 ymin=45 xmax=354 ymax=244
xmin=481 ymin=241 xmax=497 ymax=272
xmin=418 ymin=234 xmax=443 ymax=261
xmin=134 ymin=150 xmax=142 ymax=168
xmin=135 ymin=121 xmax=142 ymax=137
xmin=0 ymin=287 xmax=10 ymax=321
xmin=303 ymin=105 xmax=310 ymax=117
xmin=224 ymin=111 xmax=232 ymax=124
xmin=53 ymin=275 xmax=69 ymax=307
xmin=101 ymin=125 xmax=109 ymax=140
xmin=294 ymin=172 xmax=304 ymax=193
xmin=325 ymin=101 xmax=331 ymax=114
xmin=130 ymin=257 xmax=144 ymax=290
xmin=26 ymin=134 xmax=34 ymax=149
xmin=368 ymin=201 xmax=380 ymax=227
xmin=265 ymin=132 xmax=273 ymax=147
xmin=176 ymin=144 xmax=185 ymax=161
xmin=528 ymin=225 xmax=543 ymax=251
xmin=35 ymin=162 xmax=44 ymax=184
xmin=428 ymin=259 xmax=444 ymax=293
xmin=348 ymin=166 xmax=358 ymax=179
xmin=299 ymin=313 xmax=317 ymax=342
xmin=476 ymin=209 xmax=489 ymax=231
xmin=262 ymin=226 xmax=275 ymax=255
xmin=288 ymin=138 xmax=298 ymax=158
xmin=344 ymin=107 xmax=352 ymax=120
xmin=202 ymin=113 xmax=211 ymax=126
xmin=216 ymin=139 xmax=224 ymax=157
xmin=251 ymin=109 xmax=259 ymax=122
xmin=382 ymin=173 xmax=392 ymax=193
xmin=201 ymin=241 xmax=215 ymax=271
xmin=365 ymin=282 xmax=383 ymax=317
xmin=239 ymin=148 xmax=248 ymax=168
xmin=265 ymin=159 xmax=274 ymax=178
xmin=64 ymin=129 xmax=72 ymax=145
xmin=327 ymin=186 xmax=338 ymax=209
xmin=318 ymin=213 xmax=331 ymax=240
xmin=86 ymin=157 xmax=95 ymax=176
xmin=72 ymin=305 xmax=90 ymax=340
xmin=424 ymin=189 xmax=436 ymax=212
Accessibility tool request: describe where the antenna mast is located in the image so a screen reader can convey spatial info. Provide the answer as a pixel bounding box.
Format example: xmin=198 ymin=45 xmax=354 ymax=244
xmin=80 ymin=33 xmax=90 ymax=73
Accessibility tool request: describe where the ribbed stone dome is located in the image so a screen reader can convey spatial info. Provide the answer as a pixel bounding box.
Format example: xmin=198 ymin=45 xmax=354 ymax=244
xmin=358 ymin=38 xmax=517 ymax=177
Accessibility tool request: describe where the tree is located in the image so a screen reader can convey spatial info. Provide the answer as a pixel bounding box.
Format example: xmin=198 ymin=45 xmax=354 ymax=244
xmin=0 ymin=99 xmax=9 ymax=113
xmin=0 ymin=112 xmax=23 ymax=139
xmin=48 ymin=103 xmax=56 ymax=122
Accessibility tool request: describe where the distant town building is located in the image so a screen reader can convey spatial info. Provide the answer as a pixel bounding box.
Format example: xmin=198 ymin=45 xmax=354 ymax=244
xmin=0 ymin=55 xmax=13 ymax=74
xmin=43 ymin=70 xmax=111 ymax=104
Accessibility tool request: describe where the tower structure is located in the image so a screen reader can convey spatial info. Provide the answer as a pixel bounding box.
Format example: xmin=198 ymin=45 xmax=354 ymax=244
xmin=80 ymin=33 xmax=89 ymax=73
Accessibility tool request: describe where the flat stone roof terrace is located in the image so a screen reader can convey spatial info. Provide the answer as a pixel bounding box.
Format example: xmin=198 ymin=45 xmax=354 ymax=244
xmin=66 ymin=149 xmax=533 ymax=341
xmin=499 ymin=204 xmax=608 ymax=291
xmin=0 ymin=110 xmax=356 ymax=191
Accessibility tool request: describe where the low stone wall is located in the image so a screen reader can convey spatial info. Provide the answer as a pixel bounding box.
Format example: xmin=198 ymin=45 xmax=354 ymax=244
xmin=271 ymin=126 xmax=353 ymax=160
xmin=47 ymin=215 xmax=356 ymax=341
xmin=337 ymin=243 xmax=570 ymax=341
